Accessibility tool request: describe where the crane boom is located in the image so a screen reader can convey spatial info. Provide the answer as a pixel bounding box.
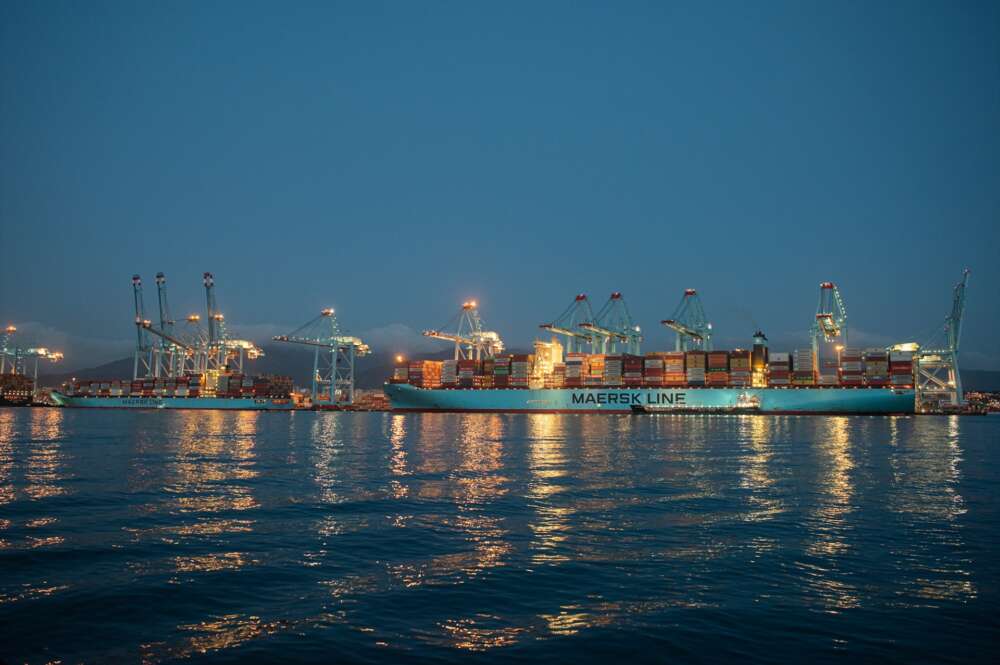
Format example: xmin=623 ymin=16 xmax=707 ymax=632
xmin=662 ymin=289 xmax=712 ymax=351
xmin=138 ymin=320 xmax=196 ymax=351
xmin=424 ymin=301 xmax=503 ymax=360
xmin=539 ymin=324 xmax=592 ymax=340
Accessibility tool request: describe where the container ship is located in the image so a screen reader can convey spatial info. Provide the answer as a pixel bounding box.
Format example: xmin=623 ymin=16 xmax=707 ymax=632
xmin=51 ymin=372 xmax=295 ymax=411
xmin=384 ymin=337 xmax=918 ymax=415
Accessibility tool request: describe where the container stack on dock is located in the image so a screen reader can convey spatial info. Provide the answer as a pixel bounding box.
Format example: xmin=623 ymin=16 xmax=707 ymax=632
xmin=890 ymin=351 xmax=914 ymax=388
xmin=686 ymin=351 xmax=707 ymax=386
xmin=863 ymin=349 xmax=889 ymax=387
xmin=728 ymin=350 xmax=751 ymax=387
xmin=839 ymin=348 xmax=863 ymax=386
xmin=768 ymin=352 xmax=791 ymax=386
xmin=0 ymin=373 xmax=33 ymax=405
xmin=792 ymin=349 xmax=815 ymax=386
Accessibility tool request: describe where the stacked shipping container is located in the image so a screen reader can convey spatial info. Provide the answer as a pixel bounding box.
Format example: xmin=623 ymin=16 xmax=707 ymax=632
xmin=768 ymin=352 xmax=791 ymax=386
xmin=889 ymin=351 xmax=914 ymax=388
xmin=728 ymin=350 xmax=751 ymax=386
xmin=839 ymin=348 xmax=863 ymax=386
xmin=863 ymin=349 xmax=889 ymax=387
xmin=686 ymin=351 xmax=706 ymax=386
xmin=706 ymin=352 xmax=729 ymax=386
xmin=792 ymin=350 xmax=815 ymax=385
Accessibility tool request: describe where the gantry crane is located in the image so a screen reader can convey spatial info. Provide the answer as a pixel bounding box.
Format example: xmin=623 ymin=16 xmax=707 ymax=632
xmin=132 ymin=275 xmax=155 ymax=380
xmin=21 ymin=347 xmax=64 ymax=398
xmin=1 ymin=326 xmax=63 ymax=389
xmin=154 ymin=272 xmax=181 ymax=377
xmin=424 ymin=301 xmax=504 ymax=360
xmin=541 ymin=294 xmax=598 ymax=354
xmin=812 ymin=282 xmax=848 ymax=344
xmin=810 ymin=281 xmax=848 ymax=374
xmin=662 ymin=289 xmax=713 ymax=351
xmin=198 ymin=272 xmax=262 ymax=373
xmin=274 ymin=308 xmax=370 ymax=406
xmin=914 ymin=269 xmax=970 ymax=412
xmin=1 ymin=325 xmax=19 ymax=374
xmin=133 ymin=272 xmax=262 ymax=379
xmin=582 ymin=292 xmax=642 ymax=355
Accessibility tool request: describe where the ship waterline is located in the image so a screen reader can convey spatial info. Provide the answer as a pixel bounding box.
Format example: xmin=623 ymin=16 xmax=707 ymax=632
xmin=384 ymin=383 xmax=916 ymax=414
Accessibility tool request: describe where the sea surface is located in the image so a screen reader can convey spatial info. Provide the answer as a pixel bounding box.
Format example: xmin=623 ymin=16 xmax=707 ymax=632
xmin=0 ymin=408 xmax=997 ymax=664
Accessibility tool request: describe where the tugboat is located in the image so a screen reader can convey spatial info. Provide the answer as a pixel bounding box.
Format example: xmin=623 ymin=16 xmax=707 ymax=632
xmin=630 ymin=391 xmax=762 ymax=415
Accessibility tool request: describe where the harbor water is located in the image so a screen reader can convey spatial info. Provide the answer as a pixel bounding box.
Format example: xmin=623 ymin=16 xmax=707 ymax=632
xmin=1 ymin=408 xmax=997 ymax=663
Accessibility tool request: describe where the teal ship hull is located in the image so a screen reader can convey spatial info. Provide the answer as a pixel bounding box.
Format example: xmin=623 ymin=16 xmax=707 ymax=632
xmin=51 ymin=392 xmax=294 ymax=411
xmin=384 ymin=383 xmax=915 ymax=415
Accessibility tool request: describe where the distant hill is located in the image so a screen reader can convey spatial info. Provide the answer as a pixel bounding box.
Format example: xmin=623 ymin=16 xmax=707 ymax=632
xmin=39 ymin=352 xmax=1000 ymax=392
xmin=39 ymin=344 xmax=456 ymax=390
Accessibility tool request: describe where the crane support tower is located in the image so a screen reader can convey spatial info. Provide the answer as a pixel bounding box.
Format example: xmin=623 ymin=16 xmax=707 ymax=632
xmin=914 ymin=269 xmax=970 ymax=412
xmin=424 ymin=301 xmax=504 ymax=360
xmin=132 ymin=275 xmax=156 ymax=380
xmin=21 ymin=347 xmax=63 ymax=398
xmin=583 ymin=292 xmax=642 ymax=355
xmin=812 ymin=282 xmax=848 ymax=343
xmin=274 ymin=308 xmax=370 ymax=406
xmin=541 ymin=294 xmax=598 ymax=354
xmin=662 ymin=289 xmax=713 ymax=351
xmin=811 ymin=281 xmax=848 ymax=372
xmin=1 ymin=326 xmax=63 ymax=395
xmin=1 ymin=325 xmax=18 ymax=374
xmin=154 ymin=272 xmax=180 ymax=378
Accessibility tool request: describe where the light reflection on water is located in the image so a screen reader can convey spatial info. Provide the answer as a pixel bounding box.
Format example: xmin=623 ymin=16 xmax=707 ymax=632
xmin=0 ymin=409 xmax=995 ymax=663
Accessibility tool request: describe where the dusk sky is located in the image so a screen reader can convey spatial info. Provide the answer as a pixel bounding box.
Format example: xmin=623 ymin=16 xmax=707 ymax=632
xmin=2 ymin=1 xmax=998 ymax=371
